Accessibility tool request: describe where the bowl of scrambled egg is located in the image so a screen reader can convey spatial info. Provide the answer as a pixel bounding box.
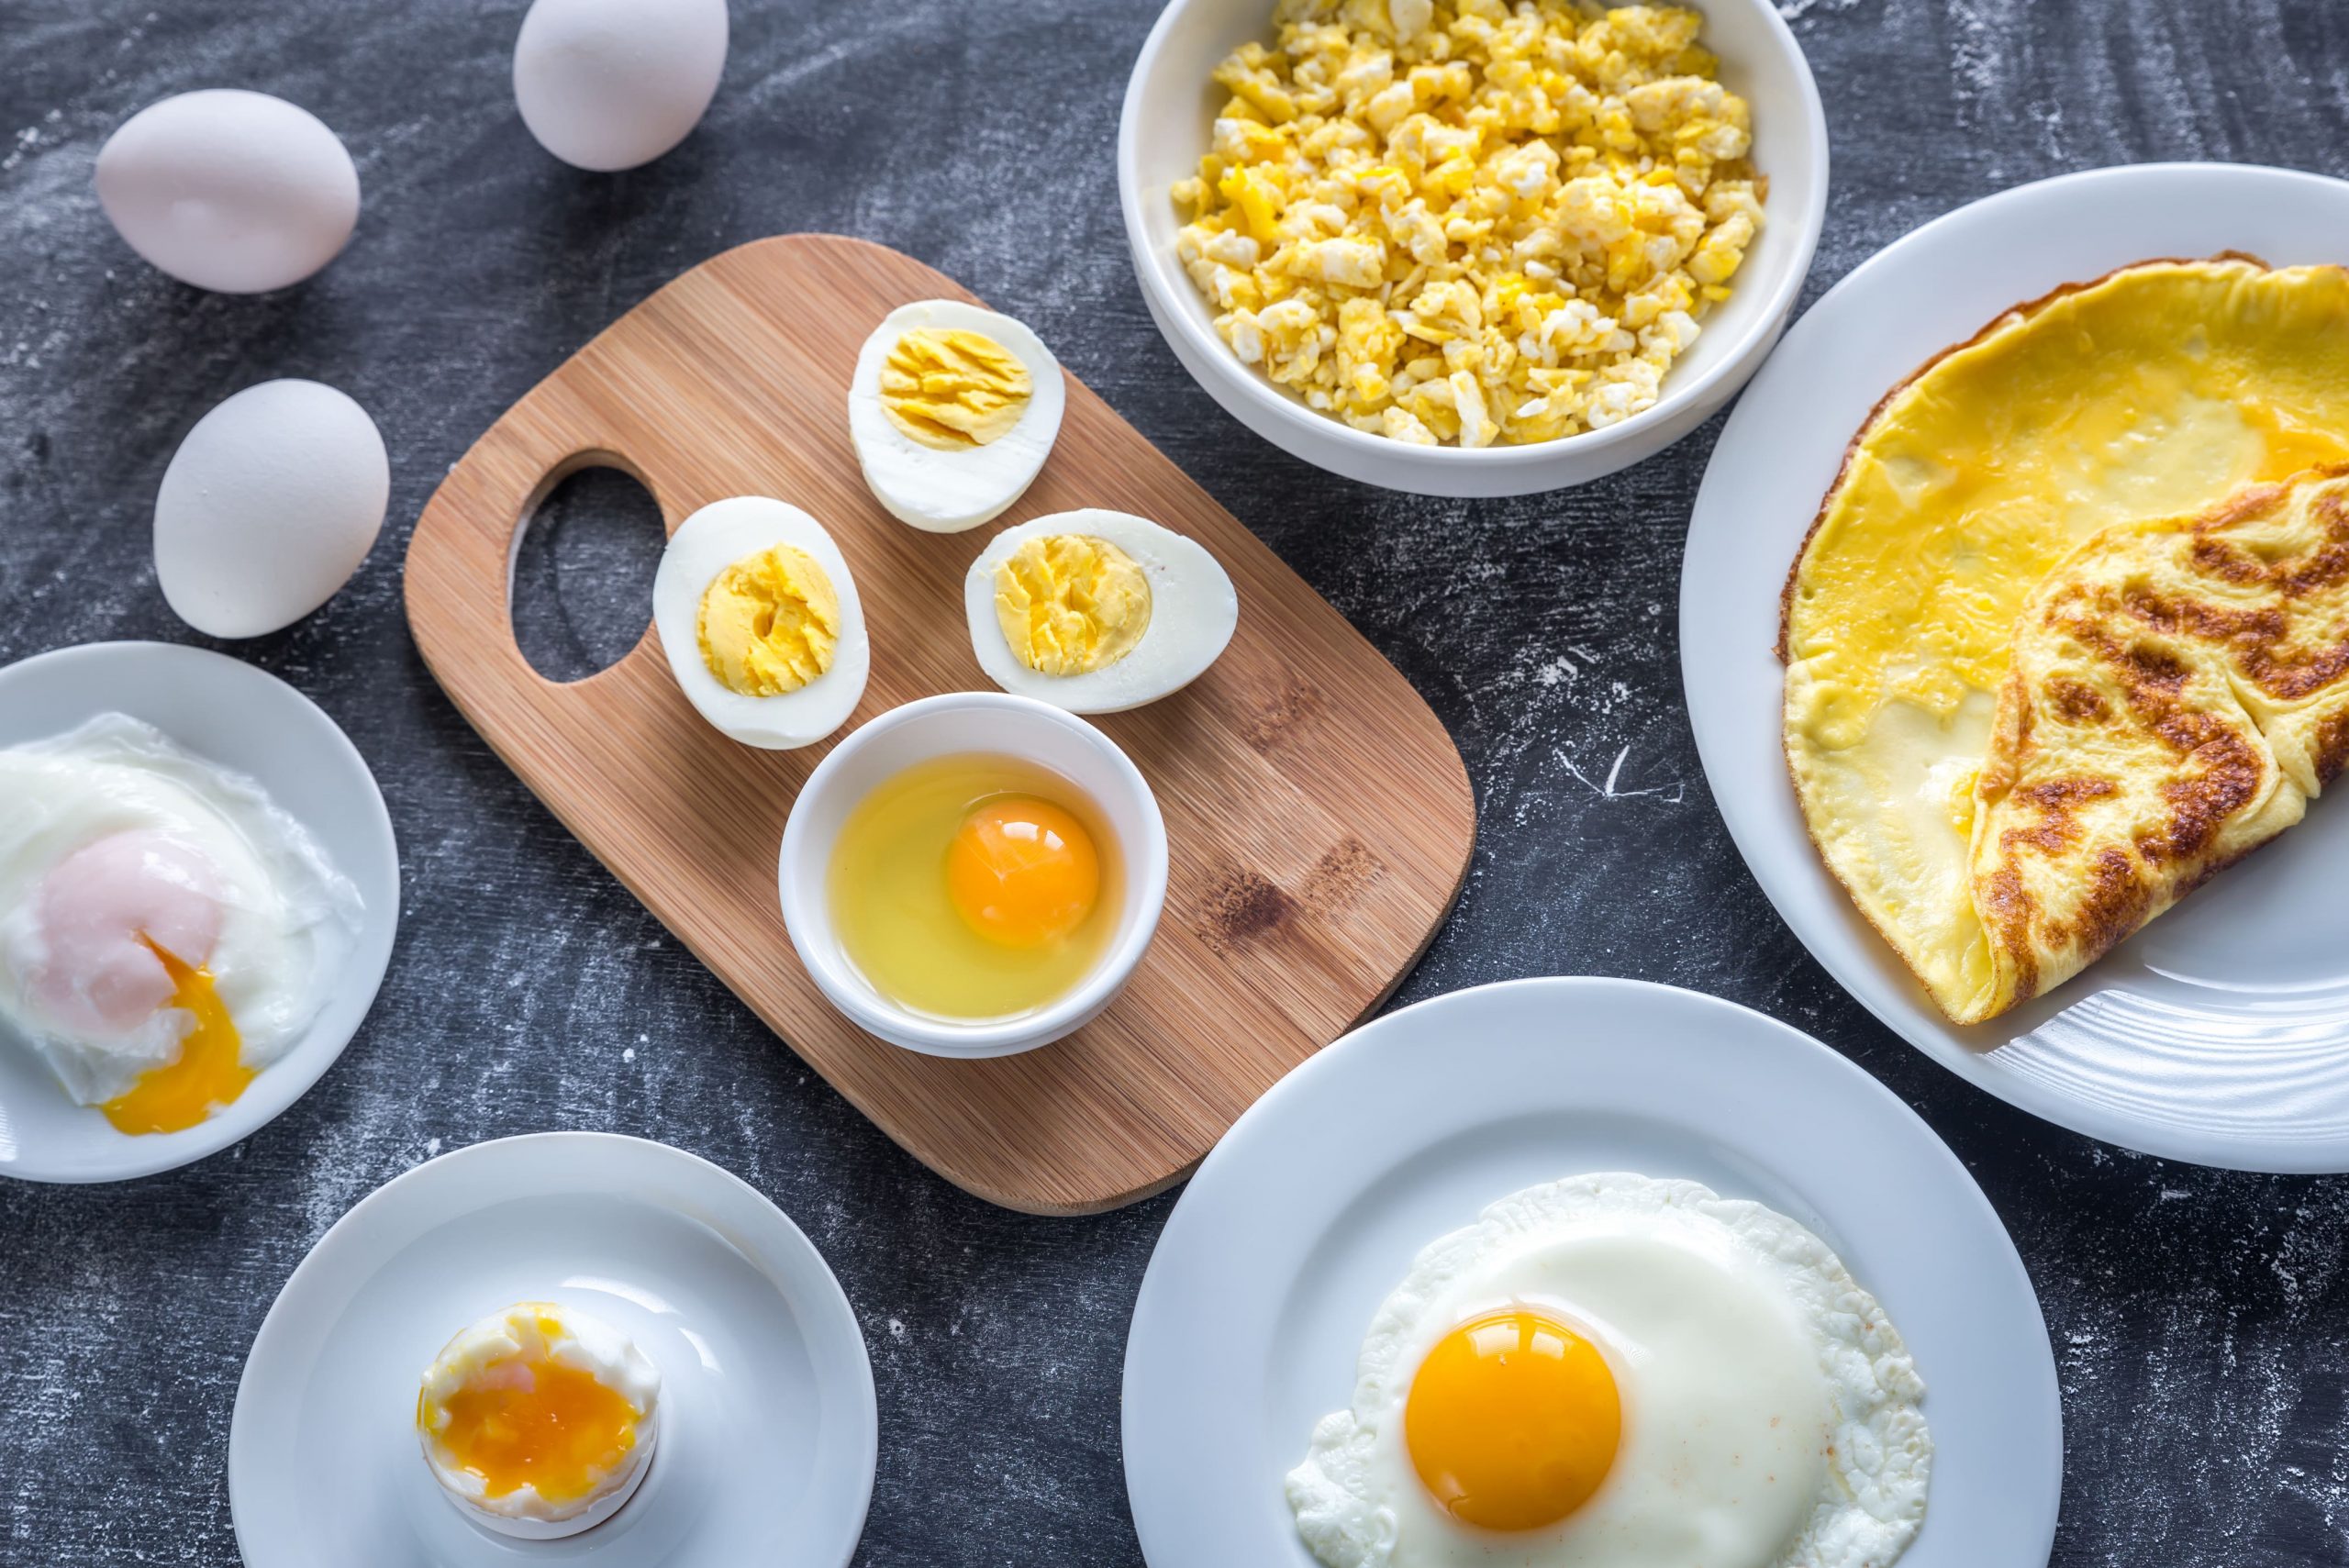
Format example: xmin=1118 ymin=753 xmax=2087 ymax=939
xmin=1119 ymin=0 xmax=1827 ymax=495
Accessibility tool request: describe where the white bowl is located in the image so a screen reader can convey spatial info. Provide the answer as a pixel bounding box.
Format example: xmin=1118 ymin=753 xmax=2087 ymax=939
xmin=1117 ymin=0 xmax=1830 ymax=497
xmin=776 ymin=693 xmax=1170 ymax=1058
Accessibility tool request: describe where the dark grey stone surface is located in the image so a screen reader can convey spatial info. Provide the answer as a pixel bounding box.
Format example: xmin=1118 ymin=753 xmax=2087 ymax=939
xmin=6 ymin=1 xmax=2349 ymax=1562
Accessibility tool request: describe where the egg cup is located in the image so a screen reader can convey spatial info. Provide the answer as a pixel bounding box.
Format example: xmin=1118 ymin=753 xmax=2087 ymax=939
xmin=778 ymin=693 xmax=1169 ymax=1058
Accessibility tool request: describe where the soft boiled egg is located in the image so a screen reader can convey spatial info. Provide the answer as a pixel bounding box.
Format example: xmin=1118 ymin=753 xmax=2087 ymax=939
xmin=651 ymin=495 xmax=870 ymax=750
xmin=0 ymin=714 xmax=362 ymax=1134
xmin=965 ymin=511 xmax=1237 ymax=714
xmin=848 ymin=300 xmax=1066 ymax=532
xmin=417 ymin=1300 xmax=662 ymax=1540
xmin=1288 ymin=1173 xmax=1932 ymax=1568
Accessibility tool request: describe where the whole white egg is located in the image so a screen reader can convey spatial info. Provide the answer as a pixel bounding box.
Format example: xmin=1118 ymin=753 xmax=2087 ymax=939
xmin=513 ymin=0 xmax=729 ymax=172
xmin=95 ymin=90 xmax=360 ymax=295
xmin=153 ymin=380 xmax=389 ymax=639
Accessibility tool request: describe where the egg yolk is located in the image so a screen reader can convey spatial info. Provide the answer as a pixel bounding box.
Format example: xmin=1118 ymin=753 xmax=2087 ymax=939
xmin=100 ymin=941 xmax=251 ymax=1136
xmin=1404 ymin=1308 xmax=1621 ymax=1532
xmin=993 ymin=534 xmax=1152 ymax=677
xmin=696 ymin=544 xmax=840 ymax=697
xmin=425 ymin=1349 xmax=640 ymax=1504
xmin=881 ymin=328 xmax=1032 ymax=450
xmin=943 ymin=796 xmax=1099 ymax=947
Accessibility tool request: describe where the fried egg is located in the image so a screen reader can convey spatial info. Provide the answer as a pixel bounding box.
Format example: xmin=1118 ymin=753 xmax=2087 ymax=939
xmin=651 ymin=495 xmax=870 ymax=750
xmin=848 ymin=299 xmax=1066 ymax=533
xmin=1782 ymin=256 xmax=2349 ymax=1022
xmin=417 ymin=1300 xmax=661 ymax=1540
xmin=1288 ymin=1173 xmax=1930 ymax=1568
xmin=0 ymin=714 xmax=361 ymax=1133
xmin=963 ymin=510 xmax=1238 ymax=714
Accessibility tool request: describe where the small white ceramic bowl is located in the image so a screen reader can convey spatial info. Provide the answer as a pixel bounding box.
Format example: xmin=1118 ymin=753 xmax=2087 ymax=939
xmin=1117 ymin=0 xmax=1829 ymax=497
xmin=777 ymin=693 xmax=1170 ymax=1058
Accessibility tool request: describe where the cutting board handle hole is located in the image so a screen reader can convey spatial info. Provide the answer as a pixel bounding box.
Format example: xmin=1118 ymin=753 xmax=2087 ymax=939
xmin=509 ymin=460 xmax=666 ymax=684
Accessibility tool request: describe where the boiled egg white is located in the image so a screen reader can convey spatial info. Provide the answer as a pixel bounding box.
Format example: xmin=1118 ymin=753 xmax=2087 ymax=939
xmin=651 ymin=495 xmax=869 ymax=750
xmin=417 ymin=1300 xmax=662 ymax=1540
xmin=95 ymin=90 xmax=359 ymax=295
xmin=153 ymin=380 xmax=389 ymax=639
xmin=1287 ymin=1173 xmax=1932 ymax=1568
xmin=849 ymin=300 xmax=1065 ymax=533
xmin=964 ymin=510 xmax=1236 ymax=714
xmin=0 ymin=714 xmax=362 ymax=1133
xmin=513 ymin=0 xmax=729 ymax=172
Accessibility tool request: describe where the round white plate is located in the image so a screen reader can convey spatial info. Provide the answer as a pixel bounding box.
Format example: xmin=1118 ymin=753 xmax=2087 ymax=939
xmin=0 ymin=640 xmax=399 ymax=1182
xmin=1122 ymin=977 xmax=2059 ymax=1568
xmin=229 ymin=1133 xmax=877 ymax=1568
xmin=1681 ymin=162 xmax=2349 ymax=1173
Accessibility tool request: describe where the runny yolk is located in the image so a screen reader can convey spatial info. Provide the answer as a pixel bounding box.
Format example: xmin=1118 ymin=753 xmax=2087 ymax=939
xmin=1404 ymin=1308 xmax=1621 ymax=1532
xmin=429 ymin=1353 xmax=641 ymax=1503
xmin=101 ymin=941 xmax=251 ymax=1135
xmin=943 ymin=795 xmax=1099 ymax=948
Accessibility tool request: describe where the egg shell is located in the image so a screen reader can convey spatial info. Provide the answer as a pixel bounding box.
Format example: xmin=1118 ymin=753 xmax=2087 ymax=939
xmin=848 ymin=300 xmax=1067 ymax=533
xmin=651 ymin=496 xmax=870 ymax=750
xmin=513 ymin=0 xmax=729 ymax=172
xmin=965 ymin=510 xmax=1237 ymax=714
xmin=153 ymin=380 xmax=388 ymax=639
xmin=95 ymin=90 xmax=359 ymax=295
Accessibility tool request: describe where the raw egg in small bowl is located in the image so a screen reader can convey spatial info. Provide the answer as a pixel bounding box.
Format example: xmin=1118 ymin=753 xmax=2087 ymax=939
xmin=778 ymin=693 xmax=1168 ymax=1058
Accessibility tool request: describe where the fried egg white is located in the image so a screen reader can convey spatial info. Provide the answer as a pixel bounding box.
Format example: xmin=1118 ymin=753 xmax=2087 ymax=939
xmin=0 ymin=714 xmax=360 ymax=1127
xmin=848 ymin=299 xmax=1066 ymax=533
xmin=1287 ymin=1173 xmax=1930 ymax=1568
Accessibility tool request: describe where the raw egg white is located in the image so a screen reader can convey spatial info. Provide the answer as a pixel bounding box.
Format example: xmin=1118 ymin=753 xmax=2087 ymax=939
xmin=651 ymin=495 xmax=869 ymax=750
xmin=514 ymin=0 xmax=729 ymax=172
xmin=417 ymin=1300 xmax=662 ymax=1540
xmin=0 ymin=715 xmax=362 ymax=1132
xmin=1288 ymin=1173 xmax=1932 ymax=1568
xmin=964 ymin=510 xmax=1236 ymax=714
xmin=95 ymin=90 xmax=359 ymax=295
xmin=153 ymin=380 xmax=389 ymax=639
xmin=849 ymin=300 xmax=1066 ymax=533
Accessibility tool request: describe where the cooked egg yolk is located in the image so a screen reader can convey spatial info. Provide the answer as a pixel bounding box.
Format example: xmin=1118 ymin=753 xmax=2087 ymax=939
xmin=696 ymin=544 xmax=839 ymax=697
xmin=993 ymin=534 xmax=1152 ymax=677
xmin=881 ymin=328 xmax=1032 ymax=450
xmin=100 ymin=941 xmax=251 ymax=1136
xmin=944 ymin=796 xmax=1099 ymax=947
xmin=426 ymin=1346 xmax=640 ymax=1504
xmin=1404 ymin=1308 xmax=1620 ymax=1532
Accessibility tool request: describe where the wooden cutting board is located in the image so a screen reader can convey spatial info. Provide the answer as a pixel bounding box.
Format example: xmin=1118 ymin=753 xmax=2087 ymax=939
xmin=405 ymin=235 xmax=1475 ymax=1214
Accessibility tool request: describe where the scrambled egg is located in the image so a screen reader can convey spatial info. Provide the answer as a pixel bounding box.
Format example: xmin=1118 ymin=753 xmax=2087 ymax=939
xmin=881 ymin=328 xmax=1034 ymax=450
xmin=697 ymin=544 xmax=841 ymax=697
xmin=1174 ymin=0 xmax=1762 ymax=447
xmin=994 ymin=533 xmax=1153 ymax=676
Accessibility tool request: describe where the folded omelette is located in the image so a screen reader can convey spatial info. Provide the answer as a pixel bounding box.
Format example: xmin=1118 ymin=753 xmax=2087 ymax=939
xmin=1782 ymin=257 xmax=2349 ymax=1023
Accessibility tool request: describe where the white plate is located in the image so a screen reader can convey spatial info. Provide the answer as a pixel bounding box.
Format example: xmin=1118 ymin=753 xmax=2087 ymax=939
xmin=1681 ymin=162 xmax=2349 ymax=1173
xmin=229 ymin=1132 xmax=877 ymax=1568
xmin=0 ymin=640 xmax=399 ymax=1182
xmin=1122 ymin=977 xmax=2059 ymax=1568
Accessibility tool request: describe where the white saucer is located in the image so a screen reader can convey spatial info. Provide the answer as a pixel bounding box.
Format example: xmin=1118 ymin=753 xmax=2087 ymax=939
xmin=229 ymin=1133 xmax=877 ymax=1568
xmin=0 ymin=640 xmax=399 ymax=1182
xmin=1680 ymin=162 xmax=2349 ymax=1172
xmin=1122 ymin=978 xmax=2060 ymax=1568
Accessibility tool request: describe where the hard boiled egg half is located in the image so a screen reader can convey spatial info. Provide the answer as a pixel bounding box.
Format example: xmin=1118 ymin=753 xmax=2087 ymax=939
xmin=652 ymin=496 xmax=869 ymax=749
xmin=849 ymin=300 xmax=1065 ymax=532
xmin=965 ymin=511 xmax=1237 ymax=714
